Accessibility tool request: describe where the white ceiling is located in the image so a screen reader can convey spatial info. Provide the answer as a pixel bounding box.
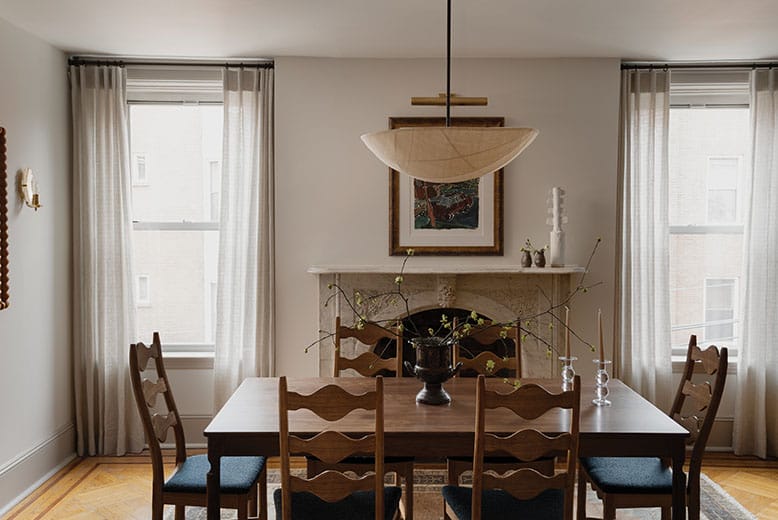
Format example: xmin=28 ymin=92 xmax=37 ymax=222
xmin=1 ymin=0 xmax=777 ymax=61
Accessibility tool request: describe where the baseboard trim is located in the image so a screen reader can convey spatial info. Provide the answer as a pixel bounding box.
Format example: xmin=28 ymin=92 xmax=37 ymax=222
xmin=0 ymin=422 xmax=76 ymax=516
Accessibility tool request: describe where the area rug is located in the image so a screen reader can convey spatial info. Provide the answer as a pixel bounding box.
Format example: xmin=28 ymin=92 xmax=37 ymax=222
xmin=170 ymin=469 xmax=756 ymax=520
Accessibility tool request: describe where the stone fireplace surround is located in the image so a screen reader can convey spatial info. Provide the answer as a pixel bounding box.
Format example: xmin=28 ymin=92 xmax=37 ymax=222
xmin=309 ymin=265 xmax=585 ymax=379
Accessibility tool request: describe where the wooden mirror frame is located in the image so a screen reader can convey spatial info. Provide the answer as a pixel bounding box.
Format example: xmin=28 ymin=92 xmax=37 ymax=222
xmin=0 ymin=127 xmax=8 ymax=309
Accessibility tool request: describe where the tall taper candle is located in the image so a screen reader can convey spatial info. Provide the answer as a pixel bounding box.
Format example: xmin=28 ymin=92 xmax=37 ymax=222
xmin=564 ymin=306 xmax=571 ymax=358
xmin=598 ymin=308 xmax=605 ymax=369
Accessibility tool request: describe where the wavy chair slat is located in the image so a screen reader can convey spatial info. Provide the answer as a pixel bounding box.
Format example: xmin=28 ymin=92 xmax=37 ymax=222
xmin=484 ymin=430 xmax=572 ymax=462
xmin=288 ymin=472 xmax=377 ymax=502
xmin=338 ymin=322 xmax=397 ymax=345
xmin=133 ymin=339 xmax=161 ymax=372
xmin=338 ymin=352 xmax=397 ymax=376
xmin=482 ymin=383 xmax=578 ymax=420
xmin=459 ymin=351 xmax=514 ymax=375
xmin=691 ymin=344 xmax=722 ymax=375
xmin=483 ymin=469 xmax=569 ymax=500
xmin=682 ymin=380 xmax=713 ymax=411
xmin=286 ymin=385 xmax=377 ymax=421
xmin=142 ymin=378 xmax=168 ymax=408
xmin=289 ymin=431 xmax=376 ymax=465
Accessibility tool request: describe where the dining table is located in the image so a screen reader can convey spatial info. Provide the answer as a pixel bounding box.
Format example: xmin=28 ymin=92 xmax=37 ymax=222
xmin=204 ymin=376 xmax=689 ymax=520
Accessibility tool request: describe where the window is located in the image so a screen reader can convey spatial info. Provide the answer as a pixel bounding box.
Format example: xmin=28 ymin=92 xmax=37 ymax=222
xmin=668 ymin=71 xmax=749 ymax=359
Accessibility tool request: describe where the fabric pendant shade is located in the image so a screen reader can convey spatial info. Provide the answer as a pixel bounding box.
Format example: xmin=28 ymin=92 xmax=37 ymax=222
xmin=360 ymin=0 xmax=539 ymax=183
xmin=361 ymin=126 xmax=539 ymax=183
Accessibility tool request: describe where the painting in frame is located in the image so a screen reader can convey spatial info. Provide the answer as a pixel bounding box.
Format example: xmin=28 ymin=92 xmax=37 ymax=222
xmin=389 ymin=116 xmax=504 ymax=256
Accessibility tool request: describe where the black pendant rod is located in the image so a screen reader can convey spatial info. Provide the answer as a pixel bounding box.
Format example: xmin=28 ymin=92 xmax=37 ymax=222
xmin=446 ymin=0 xmax=452 ymax=127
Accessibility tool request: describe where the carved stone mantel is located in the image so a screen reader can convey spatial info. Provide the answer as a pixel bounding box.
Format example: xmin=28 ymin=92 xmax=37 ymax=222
xmin=308 ymin=265 xmax=585 ymax=378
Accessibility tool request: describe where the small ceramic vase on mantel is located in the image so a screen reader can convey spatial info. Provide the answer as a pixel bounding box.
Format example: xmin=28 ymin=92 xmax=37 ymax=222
xmin=520 ymin=250 xmax=532 ymax=268
xmin=533 ymin=249 xmax=546 ymax=268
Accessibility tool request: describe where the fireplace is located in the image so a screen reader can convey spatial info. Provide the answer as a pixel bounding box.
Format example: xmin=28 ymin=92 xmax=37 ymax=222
xmin=309 ymin=265 xmax=584 ymax=378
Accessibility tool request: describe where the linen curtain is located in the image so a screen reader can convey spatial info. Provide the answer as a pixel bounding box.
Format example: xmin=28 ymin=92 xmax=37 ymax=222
xmin=70 ymin=65 xmax=144 ymax=456
xmin=213 ymin=67 xmax=275 ymax=410
xmin=733 ymin=69 xmax=778 ymax=458
xmin=614 ymin=69 xmax=674 ymax=411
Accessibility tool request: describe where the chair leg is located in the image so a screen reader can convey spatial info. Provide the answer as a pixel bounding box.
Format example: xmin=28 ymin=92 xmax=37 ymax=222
xmin=259 ymin=465 xmax=268 ymax=520
xmin=688 ymin=476 xmax=700 ymax=520
xmin=237 ymin=496 xmax=248 ymax=520
xmin=603 ymin=496 xmax=616 ymax=520
xmin=248 ymin=481 xmax=258 ymax=518
xmin=444 ymin=460 xmax=459 ymax=520
xmin=174 ymin=505 xmax=185 ymax=520
xmin=661 ymin=506 xmax=671 ymax=520
xmin=152 ymin=491 xmax=164 ymax=520
xmin=403 ymin=464 xmax=414 ymax=520
xmin=576 ymin=469 xmax=588 ymax=520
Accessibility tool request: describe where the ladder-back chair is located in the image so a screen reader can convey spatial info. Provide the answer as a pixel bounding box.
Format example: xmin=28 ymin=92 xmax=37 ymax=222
xmin=275 ymin=375 xmax=402 ymax=520
xmin=577 ymin=335 xmax=728 ymax=520
xmin=443 ymin=375 xmax=581 ymax=520
xmin=129 ymin=332 xmax=267 ymax=520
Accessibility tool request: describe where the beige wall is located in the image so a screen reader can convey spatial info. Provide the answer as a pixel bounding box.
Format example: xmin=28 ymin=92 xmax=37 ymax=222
xmin=274 ymin=57 xmax=621 ymax=379
xmin=0 ymin=17 xmax=72 ymax=513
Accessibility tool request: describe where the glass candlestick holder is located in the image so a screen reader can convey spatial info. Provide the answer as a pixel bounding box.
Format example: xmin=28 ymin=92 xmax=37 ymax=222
xmin=592 ymin=359 xmax=612 ymax=406
xmin=559 ymin=356 xmax=577 ymax=391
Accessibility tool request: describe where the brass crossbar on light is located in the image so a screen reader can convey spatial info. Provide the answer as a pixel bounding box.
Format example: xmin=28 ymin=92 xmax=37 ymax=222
xmin=361 ymin=0 xmax=539 ymax=183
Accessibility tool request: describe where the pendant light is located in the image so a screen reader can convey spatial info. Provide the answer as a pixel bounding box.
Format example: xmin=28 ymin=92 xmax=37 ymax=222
xmin=361 ymin=0 xmax=539 ymax=184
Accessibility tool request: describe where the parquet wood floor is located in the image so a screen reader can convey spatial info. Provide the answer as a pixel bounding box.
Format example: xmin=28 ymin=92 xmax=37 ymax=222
xmin=3 ymin=453 xmax=777 ymax=519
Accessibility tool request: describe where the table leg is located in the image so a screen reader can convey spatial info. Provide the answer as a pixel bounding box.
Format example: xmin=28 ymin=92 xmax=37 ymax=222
xmin=671 ymin=441 xmax=686 ymax=520
xmin=207 ymin=442 xmax=220 ymax=520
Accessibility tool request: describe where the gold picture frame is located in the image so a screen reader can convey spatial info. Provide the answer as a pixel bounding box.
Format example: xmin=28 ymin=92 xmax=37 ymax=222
xmin=389 ymin=117 xmax=504 ymax=256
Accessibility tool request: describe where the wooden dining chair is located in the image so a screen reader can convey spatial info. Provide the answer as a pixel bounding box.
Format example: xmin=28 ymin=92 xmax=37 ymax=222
xmin=309 ymin=316 xmax=415 ymax=518
xmin=275 ymin=375 xmax=402 ymax=520
xmin=577 ymin=335 xmax=728 ymax=520
xmin=442 ymin=375 xmax=581 ymax=520
xmin=446 ymin=319 xmax=553 ymax=519
xmin=452 ymin=318 xmax=521 ymax=379
xmin=129 ymin=332 xmax=267 ymax=520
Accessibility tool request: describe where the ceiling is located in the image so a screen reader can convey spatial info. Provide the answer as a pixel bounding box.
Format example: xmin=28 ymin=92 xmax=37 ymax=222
xmin=1 ymin=0 xmax=777 ymax=61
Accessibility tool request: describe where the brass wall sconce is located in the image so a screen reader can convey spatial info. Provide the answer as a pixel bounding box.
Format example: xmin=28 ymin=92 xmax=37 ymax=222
xmin=19 ymin=168 xmax=41 ymax=210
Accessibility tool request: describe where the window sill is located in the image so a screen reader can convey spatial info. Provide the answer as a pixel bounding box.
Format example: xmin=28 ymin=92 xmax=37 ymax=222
xmin=162 ymin=351 xmax=214 ymax=370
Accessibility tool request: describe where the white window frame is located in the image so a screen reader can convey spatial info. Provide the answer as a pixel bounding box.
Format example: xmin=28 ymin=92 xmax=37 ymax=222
xmin=127 ymin=68 xmax=224 ymax=354
xmin=668 ymin=70 xmax=748 ymax=363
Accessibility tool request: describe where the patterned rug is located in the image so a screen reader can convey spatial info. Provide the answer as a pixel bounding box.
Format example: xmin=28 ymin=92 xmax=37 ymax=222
xmin=169 ymin=469 xmax=756 ymax=520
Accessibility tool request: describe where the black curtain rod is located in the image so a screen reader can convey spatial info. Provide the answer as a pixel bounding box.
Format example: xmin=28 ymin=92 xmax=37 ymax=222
xmin=622 ymin=61 xmax=776 ymax=71
xmin=68 ymin=57 xmax=273 ymax=69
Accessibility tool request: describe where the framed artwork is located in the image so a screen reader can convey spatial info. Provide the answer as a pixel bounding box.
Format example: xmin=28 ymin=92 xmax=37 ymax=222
xmin=389 ymin=117 xmax=504 ymax=256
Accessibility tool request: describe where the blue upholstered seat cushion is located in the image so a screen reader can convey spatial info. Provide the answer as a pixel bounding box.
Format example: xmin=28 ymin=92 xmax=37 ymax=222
xmin=581 ymin=457 xmax=673 ymax=494
xmin=441 ymin=485 xmax=564 ymax=520
xmin=163 ymin=454 xmax=266 ymax=494
xmin=273 ymin=486 xmax=402 ymax=520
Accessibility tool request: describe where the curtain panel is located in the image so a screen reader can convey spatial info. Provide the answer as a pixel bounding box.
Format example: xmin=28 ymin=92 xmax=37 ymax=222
xmin=734 ymin=69 xmax=778 ymax=458
xmin=70 ymin=65 xmax=144 ymax=456
xmin=213 ymin=67 xmax=275 ymax=411
xmin=614 ymin=69 xmax=674 ymax=411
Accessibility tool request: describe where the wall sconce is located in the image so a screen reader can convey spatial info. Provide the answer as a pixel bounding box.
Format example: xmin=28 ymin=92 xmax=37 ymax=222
xmin=19 ymin=168 xmax=41 ymax=210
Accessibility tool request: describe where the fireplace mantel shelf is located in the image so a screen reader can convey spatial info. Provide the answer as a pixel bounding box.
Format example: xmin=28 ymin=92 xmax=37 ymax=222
xmin=308 ymin=265 xmax=585 ymax=275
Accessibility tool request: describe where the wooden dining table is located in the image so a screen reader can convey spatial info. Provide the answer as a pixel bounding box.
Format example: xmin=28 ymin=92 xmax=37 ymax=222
xmin=204 ymin=376 xmax=689 ymax=519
